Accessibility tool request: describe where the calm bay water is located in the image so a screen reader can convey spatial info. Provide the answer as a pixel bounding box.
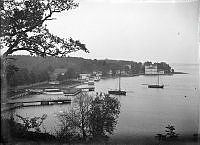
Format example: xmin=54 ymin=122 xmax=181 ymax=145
xmin=8 ymin=64 xmax=200 ymax=140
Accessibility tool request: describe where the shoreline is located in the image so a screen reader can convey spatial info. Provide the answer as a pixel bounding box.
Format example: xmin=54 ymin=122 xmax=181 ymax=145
xmin=101 ymin=71 xmax=187 ymax=79
xmin=173 ymin=72 xmax=188 ymax=74
xmin=4 ymin=71 xmax=188 ymax=100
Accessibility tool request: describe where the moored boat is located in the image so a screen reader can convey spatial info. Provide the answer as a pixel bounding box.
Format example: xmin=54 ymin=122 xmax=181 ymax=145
xmin=94 ymin=76 xmax=101 ymax=81
xmin=148 ymin=71 xmax=164 ymax=89
xmin=108 ymin=70 xmax=126 ymax=96
xmin=88 ymin=80 xmax=95 ymax=85
xmin=148 ymin=84 xmax=164 ymax=88
xmin=108 ymin=90 xmax=126 ymax=95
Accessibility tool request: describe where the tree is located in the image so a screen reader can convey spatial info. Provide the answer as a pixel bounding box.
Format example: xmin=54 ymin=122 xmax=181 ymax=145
xmin=124 ymin=65 xmax=130 ymax=74
xmin=7 ymin=67 xmax=30 ymax=86
xmin=5 ymin=64 xmax=19 ymax=86
xmin=165 ymin=124 xmax=179 ymax=139
xmin=65 ymin=68 xmax=77 ymax=79
xmin=47 ymin=65 xmax=54 ymax=73
xmin=56 ymin=73 xmax=65 ymax=81
xmin=57 ymin=93 xmax=121 ymax=142
xmin=1 ymin=0 xmax=89 ymax=58
xmin=16 ymin=114 xmax=47 ymax=133
xmin=89 ymin=93 xmax=120 ymax=139
xmin=57 ymin=93 xmax=92 ymax=141
xmin=156 ymin=124 xmax=179 ymax=141
xmin=1 ymin=0 xmax=89 ymax=101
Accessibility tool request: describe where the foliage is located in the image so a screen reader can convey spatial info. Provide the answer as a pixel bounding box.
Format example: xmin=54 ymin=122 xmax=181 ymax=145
xmin=5 ymin=64 xmax=19 ymax=82
xmin=1 ymin=117 xmax=27 ymax=137
xmin=4 ymin=55 xmax=174 ymax=87
xmin=1 ymin=0 xmax=89 ymax=58
xmin=57 ymin=93 xmax=92 ymax=141
xmin=1 ymin=117 xmax=56 ymax=143
xmin=165 ymin=124 xmax=179 ymax=139
xmin=89 ymin=93 xmax=121 ymax=138
xmin=56 ymin=73 xmax=65 ymax=81
xmin=131 ymin=62 xmax=142 ymax=74
xmin=6 ymin=66 xmax=50 ymax=87
xmin=65 ymin=68 xmax=78 ymax=79
xmin=156 ymin=62 xmax=172 ymax=73
xmin=16 ymin=114 xmax=47 ymax=133
xmin=9 ymin=55 xmax=173 ymax=76
xmin=56 ymin=68 xmax=78 ymax=81
xmin=156 ymin=124 xmax=179 ymax=141
xmin=57 ymin=93 xmax=121 ymax=142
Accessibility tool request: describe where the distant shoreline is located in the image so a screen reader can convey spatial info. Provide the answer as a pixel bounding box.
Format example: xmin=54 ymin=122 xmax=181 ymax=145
xmin=173 ymin=72 xmax=188 ymax=74
xmin=101 ymin=72 xmax=188 ymax=79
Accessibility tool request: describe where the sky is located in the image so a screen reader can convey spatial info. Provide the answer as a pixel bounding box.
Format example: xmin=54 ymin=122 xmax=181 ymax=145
xmin=7 ymin=0 xmax=200 ymax=64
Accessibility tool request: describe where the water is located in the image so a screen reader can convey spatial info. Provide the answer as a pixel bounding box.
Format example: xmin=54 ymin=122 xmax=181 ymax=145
xmin=6 ymin=64 xmax=200 ymax=140
xmin=95 ymin=64 xmax=199 ymax=141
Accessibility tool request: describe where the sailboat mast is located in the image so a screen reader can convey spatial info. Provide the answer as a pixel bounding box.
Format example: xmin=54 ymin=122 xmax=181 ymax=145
xmin=119 ymin=70 xmax=121 ymax=91
xmin=157 ymin=71 xmax=159 ymax=85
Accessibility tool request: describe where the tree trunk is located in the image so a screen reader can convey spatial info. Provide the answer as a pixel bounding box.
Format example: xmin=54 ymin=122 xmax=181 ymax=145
xmin=1 ymin=56 xmax=8 ymax=102
xmin=81 ymin=120 xmax=86 ymax=141
xmin=1 ymin=56 xmax=11 ymax=144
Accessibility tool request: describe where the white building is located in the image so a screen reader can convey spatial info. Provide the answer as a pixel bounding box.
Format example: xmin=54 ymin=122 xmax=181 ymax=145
xmin=79 ymin=73 xmax=91 ymax=80
xmin=145 ymin=65 xmax=157 ymax=75
xmin=126 ymin=64 xmax=132 ymax=70
xmin=158 ymin=70 xmax=164 ymax=74
xmin=116 ymin=70 xmax=120 ymax=75
xmin=108 ymin=70 xmax=112 ymax=75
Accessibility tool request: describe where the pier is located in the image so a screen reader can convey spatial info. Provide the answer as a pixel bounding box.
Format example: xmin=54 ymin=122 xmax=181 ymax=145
xmin=81 ymin=87 xmax=95 ymax=91
xmin=78 ymin=86 xmax=95 ymax=92
xmin=63 ymin=88 xmax=82 ymax=95
xmin=1 ymin=84 xmax=94 ymax=112
xmin=7 ymin=98 xmax=72 ymax=107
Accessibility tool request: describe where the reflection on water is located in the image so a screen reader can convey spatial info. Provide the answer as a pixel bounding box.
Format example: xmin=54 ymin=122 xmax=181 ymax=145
xmin=8 ymin=64 xmax=200 ymax=140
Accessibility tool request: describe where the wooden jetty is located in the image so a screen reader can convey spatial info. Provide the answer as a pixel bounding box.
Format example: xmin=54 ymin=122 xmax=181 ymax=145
xmin=77 ymin=86 xmax=95 ymax=92
xmin=7 ymin=98 xmax=71 ymax=107
xmin=63 ymin=88 xmax=82 ymax=96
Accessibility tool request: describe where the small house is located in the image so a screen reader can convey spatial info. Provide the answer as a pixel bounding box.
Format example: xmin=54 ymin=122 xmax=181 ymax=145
xmin=79 ymin=73 xmax=91 ymax=80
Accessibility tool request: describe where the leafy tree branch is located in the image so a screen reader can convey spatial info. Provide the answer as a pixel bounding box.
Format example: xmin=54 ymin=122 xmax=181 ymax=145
xmin=1 ymin=0 xmax=89 ymax=58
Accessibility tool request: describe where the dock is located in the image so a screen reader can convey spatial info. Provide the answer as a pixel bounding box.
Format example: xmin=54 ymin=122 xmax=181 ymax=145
xmin=7 ymin=98 xmax=71 ymax=107
xmin=63 ymin=88 xmax=82 ymax=95
xmin=2 ymin=84 xmax=94 ymax=112
xmin=76 ymin=86 xmax=95 ymax=92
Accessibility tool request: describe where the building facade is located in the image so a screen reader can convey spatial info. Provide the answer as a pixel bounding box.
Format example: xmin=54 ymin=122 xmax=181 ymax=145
xmin=145 ymin=65 xmax=158 ymax=75
xmin=79 ymin=73 xmax=91 ymax=80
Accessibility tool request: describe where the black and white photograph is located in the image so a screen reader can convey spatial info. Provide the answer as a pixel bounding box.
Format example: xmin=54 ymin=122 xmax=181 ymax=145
xmin=1 ymin=0 xmax=200 ymax=144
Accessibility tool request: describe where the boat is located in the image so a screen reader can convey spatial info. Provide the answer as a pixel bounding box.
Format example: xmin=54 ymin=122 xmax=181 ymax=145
xmin=148 ymin=84 xmax=164 ymax=88
xmin=108 ymin=90 xmax=126 ymax=95
xmin=108 ymin=71 xmax=126 ymax=95
xmin=88 ymin=80 xmax=95 ymax=85
xmin=43 ymin=88 xmax=64 ymax=95
xmin=148 ymin=72 xmax=164 ymax=88
xmin=94 ymin=76 xmax=101 ymax=81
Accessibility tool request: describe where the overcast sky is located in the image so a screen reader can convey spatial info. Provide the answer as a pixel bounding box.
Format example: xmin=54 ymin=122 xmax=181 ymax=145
xmin=17 ymin=0 xmax=200 ymax=63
